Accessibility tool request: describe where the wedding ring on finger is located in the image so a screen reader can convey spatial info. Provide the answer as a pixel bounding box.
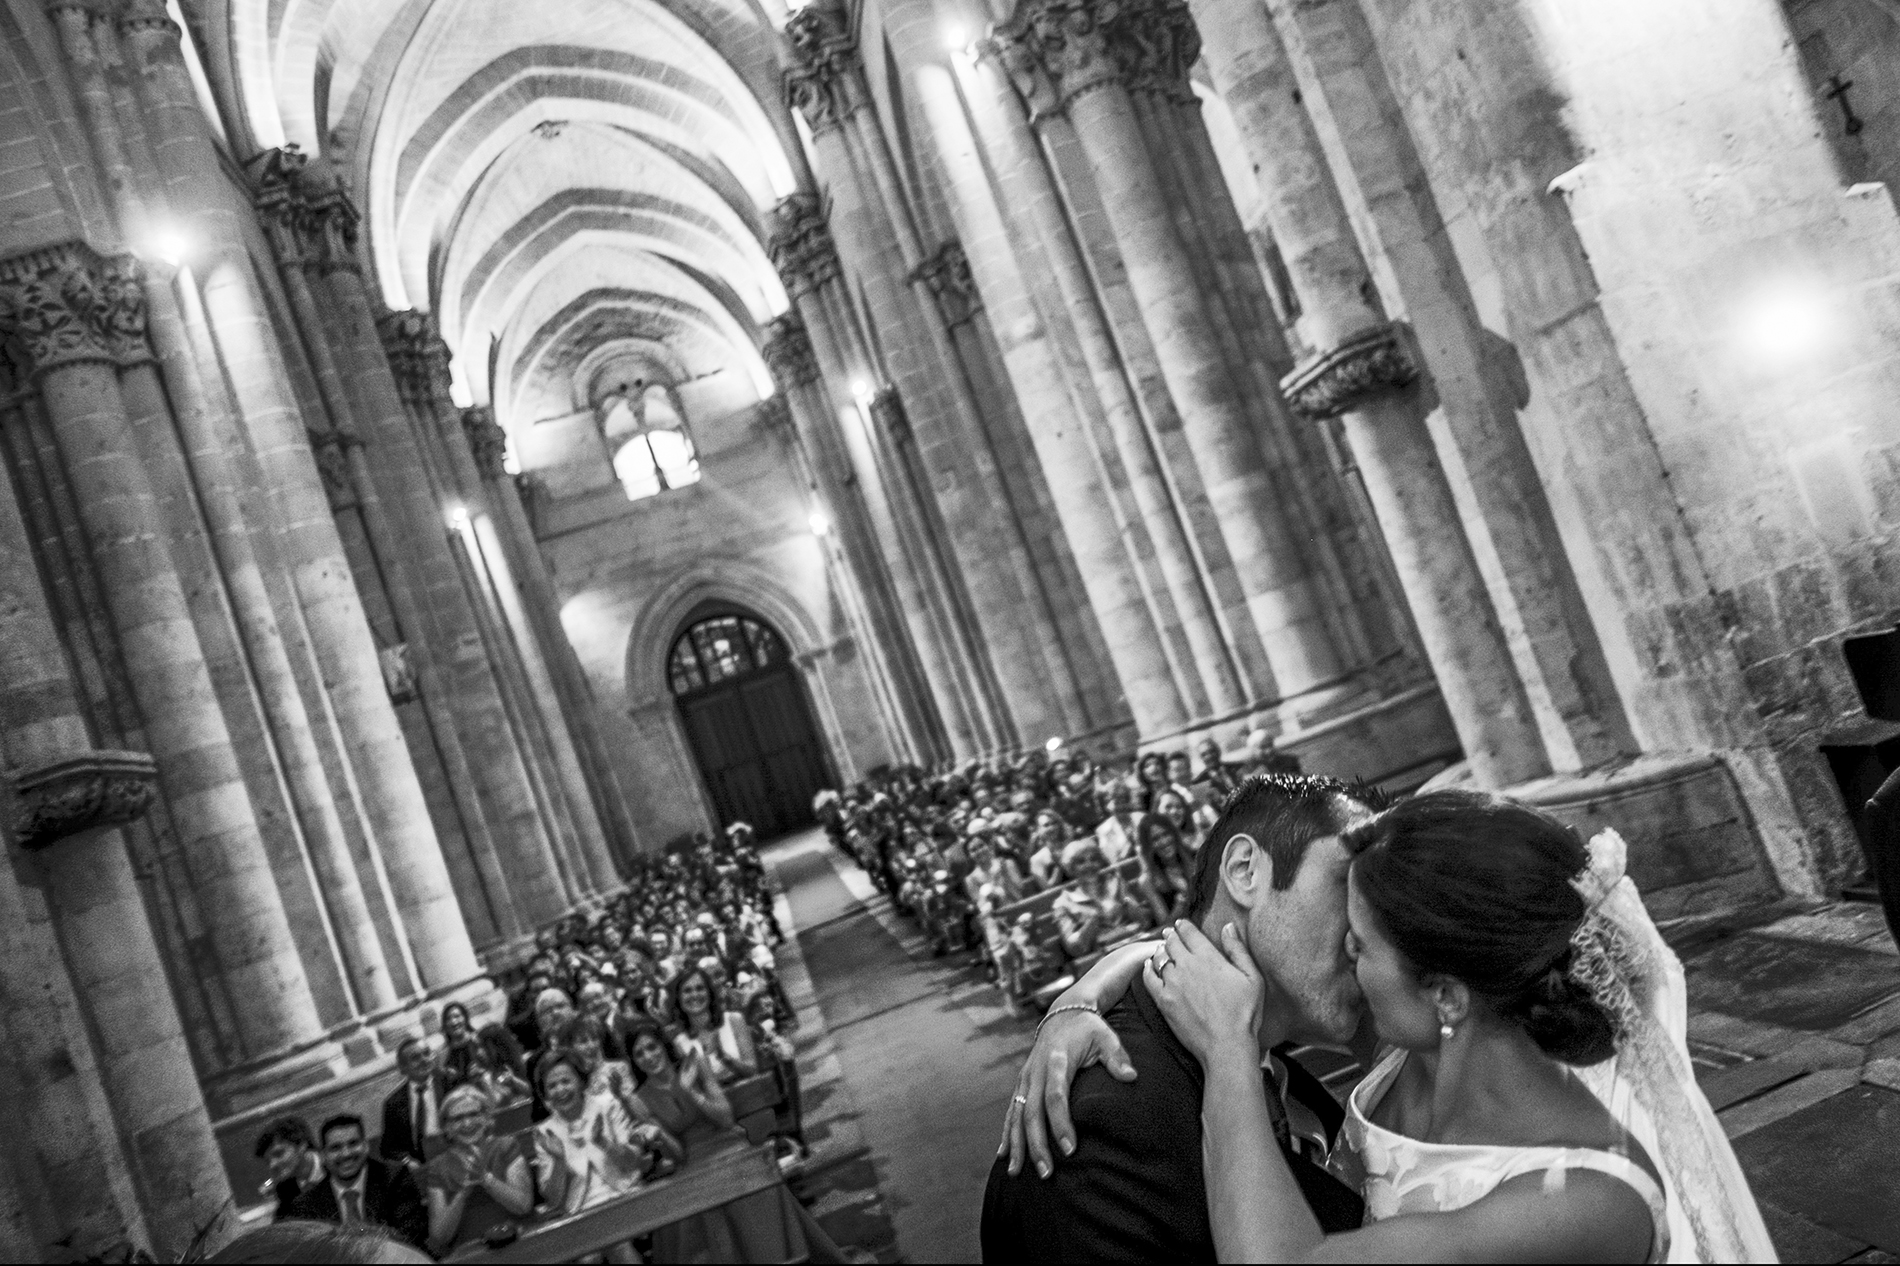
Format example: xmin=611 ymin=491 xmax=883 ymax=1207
xmin=1151 ymin=948 xmax=1172 ymax=975
xmin=1011 ymin=1093 xmax=1028 ymax=1106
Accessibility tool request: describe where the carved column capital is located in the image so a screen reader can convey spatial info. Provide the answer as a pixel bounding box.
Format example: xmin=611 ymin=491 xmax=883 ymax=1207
xmin=97 ymin=255 xmax=154 ymax=367
xmin=768 ymin=195 xmax=842 ymax=298
xmin=783 ymin=0 xmax=867 ymax=136
xmin=867 ymin=385 xmax=910 ymax=443
xmin=1280 ymin=323 xmax=1421 ymax=421
xmin=762 ymin=312 xmax=821 ymax=391
xmin=117 ymin=0 xmax=177 ymax=34
xmin=989 ymin=0 xmax=1124 ymax=115
xmin=9 ymin=750 xmax=159 ymax=850
xmin=1114 ymin=0 xmax=1200 ymax=102
xmin=461 ymin=405 xmax=509 ymax=480
xmin=0 ymin=242 xmax=144 ymax=378
xmin=251 ymin=145 xmax=313 ymax=266
xmin=912 ymin=241 xmax=981 ymax=328
xmin=376 ymin=307 xmax=436 ymax=410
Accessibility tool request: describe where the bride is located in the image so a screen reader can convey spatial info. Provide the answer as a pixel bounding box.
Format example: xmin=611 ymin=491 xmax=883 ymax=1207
xmin=1003 ymin=790 xmax=1775 ymax=1263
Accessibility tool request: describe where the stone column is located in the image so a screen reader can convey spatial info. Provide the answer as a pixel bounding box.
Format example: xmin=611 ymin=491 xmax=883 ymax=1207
xmin=121 ymin=4 xmax=512 ymax=967
xmin=962 ymin=39 xmax=1246 ymax=720
xmin=1162 ymin=0 xmax=1549 ymax=786
xmin=989 ymin=0 xmax=1344 ymax=702
xmin=769 ymin=199 xmax=981 ymax=757
xmin=462 ymin=407 xmax=648 ymax=863
xmin=1229 ymin=0 xmax=1635 ymax=772
xmin=297 ymin=171 xmax=579 ymax=921
xmin=903 ymin=51 xmax=1185 ymax=736
xmin=46 ymin=0 xmax=404 ymax=1013
xmin=250 ymin=156 xmax=504 ymax=971
xmin=1342 ymin=0 xmax=1768 ymax=755
xmin=384 ymin=320 xmax=620 ymax=890
xmin=760 ymin=319 xmax=944 ymax=761
xmin=787 ymin=1 xmax=1083 ymax=747
xmin=0 ymin=446 xmax=235 ymax=1258
xmin=0 ymin=243 xmax=328 ymax=1068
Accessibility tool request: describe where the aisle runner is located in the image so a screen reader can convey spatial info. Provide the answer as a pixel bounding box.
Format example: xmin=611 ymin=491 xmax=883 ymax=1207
xmin=770 ymin=834 xmax=1035 ymax=1263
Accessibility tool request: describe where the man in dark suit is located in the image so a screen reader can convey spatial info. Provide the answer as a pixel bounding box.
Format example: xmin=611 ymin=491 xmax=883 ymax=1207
xmin=288 ymin=1113 xmax=427 ymax=1250
xmin=982 ymin=774 xmax=1379 ymax=1263
xmin=379 ymin=1036 xmax=452 ymax=1171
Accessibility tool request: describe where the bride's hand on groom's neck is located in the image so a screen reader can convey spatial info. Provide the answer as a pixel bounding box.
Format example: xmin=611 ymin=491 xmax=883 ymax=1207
xmin=1146 ymin=921 xmax=1265 ymax=1067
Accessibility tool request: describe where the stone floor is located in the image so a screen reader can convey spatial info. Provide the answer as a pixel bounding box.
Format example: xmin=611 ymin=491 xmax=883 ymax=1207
xmin=765 ymin=830 xmax=1900 ymax=1263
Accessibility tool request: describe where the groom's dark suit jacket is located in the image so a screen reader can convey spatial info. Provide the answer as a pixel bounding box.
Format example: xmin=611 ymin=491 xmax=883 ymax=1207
xmin=980 ymin=978 xmax=1363 ymax=1263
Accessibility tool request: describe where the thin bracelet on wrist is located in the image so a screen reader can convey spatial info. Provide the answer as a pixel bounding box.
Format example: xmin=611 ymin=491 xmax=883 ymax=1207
xmin=1036 ymin=1000 xmax=1099 ymax=1036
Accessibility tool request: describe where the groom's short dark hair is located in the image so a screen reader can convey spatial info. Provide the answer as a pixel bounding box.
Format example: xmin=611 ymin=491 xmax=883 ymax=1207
xmin=1185 ymin=774 xmax=1388 ymax=918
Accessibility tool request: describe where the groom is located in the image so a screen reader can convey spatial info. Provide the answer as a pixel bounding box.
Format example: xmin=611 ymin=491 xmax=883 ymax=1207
xmin=980 ymin=775 xmax=1378 ymax=1262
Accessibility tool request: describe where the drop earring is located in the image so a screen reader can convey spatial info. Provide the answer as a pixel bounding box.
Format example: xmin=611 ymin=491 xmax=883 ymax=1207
xmin=1439 ymin=1017 xmax=1455 ymax=1042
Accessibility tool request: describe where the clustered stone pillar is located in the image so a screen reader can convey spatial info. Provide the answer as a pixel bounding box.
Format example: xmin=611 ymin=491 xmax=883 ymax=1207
xmin=958 ymin=30 xmax=1250 ymax=721
xmin=890 ymin=30 xmax=1189 ymax=737
xmin=119 ymin=0 xmax=505 ymax=998
xmin=0 ymin=243 xmax=334 ymax=1077
xmin=460 ymin=404 xmax=648 ymax=865
xmin=251 ymin=150 xmax=576 ymax=934
xmin=761 ymin=313 xmax=949 ymax=759
xmin=1248 ymin=0 xmax=1638 ymax=775
xmin=989 ymin=0 xmax=1346 ymax=706
xmin=767 ymin=194 xmax=989 ymax=756
xmin=0 ymin=412 xmax=234 ymax=1259
xmin=786 ymin=0 xmax=1103 ymax=750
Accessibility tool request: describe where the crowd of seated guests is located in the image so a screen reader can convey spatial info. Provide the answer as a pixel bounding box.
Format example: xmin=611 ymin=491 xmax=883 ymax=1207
xmin=818 ymin=731 xmax=1300 ymax=1004
xmin=252 ymin=823 xmax=820 ymax=1262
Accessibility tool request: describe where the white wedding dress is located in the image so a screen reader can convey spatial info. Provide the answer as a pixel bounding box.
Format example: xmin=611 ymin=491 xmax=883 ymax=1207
xmin=1343 ymin=1048 xmax=1672 ymax=1262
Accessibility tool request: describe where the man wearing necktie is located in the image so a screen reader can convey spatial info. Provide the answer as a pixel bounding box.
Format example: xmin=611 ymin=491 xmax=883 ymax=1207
xmin=380 ymin=1037 xmax=452 ymax=1171
xmin=287 ymin=1114 xmax=427 ymax=1248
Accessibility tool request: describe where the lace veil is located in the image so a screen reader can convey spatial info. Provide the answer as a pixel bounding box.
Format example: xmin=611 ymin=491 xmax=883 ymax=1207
xmin=1567 ymin=829 xmax=1779 ymax=1263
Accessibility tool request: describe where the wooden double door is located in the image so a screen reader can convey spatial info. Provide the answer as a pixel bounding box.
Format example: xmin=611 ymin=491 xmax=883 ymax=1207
xmin=678 ymin=665 xmax=829 ymax=840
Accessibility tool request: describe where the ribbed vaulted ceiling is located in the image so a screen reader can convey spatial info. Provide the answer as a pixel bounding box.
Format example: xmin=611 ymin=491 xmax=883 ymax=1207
xmin=228 ymin=0 xmax=802 ymax=444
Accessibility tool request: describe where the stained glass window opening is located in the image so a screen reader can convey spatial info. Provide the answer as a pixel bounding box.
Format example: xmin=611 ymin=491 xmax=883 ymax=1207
xmin=669 ymin=615 xmax=789 ymax=695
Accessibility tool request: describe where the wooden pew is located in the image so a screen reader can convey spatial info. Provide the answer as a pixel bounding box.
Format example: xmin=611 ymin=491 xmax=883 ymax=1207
xmin=984 ymin=857 xmax=1147 ymax=1009
xmin=453 ymin=1139 xmax=800 ymax=1264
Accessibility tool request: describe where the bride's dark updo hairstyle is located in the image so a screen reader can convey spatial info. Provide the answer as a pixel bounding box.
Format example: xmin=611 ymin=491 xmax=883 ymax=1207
xmin=1343 ymin=789 xmax=1620 ymax=1065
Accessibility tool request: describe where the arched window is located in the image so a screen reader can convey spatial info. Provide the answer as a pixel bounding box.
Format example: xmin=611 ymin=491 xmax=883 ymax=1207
xmin=602 ymin=384 xmax=701 ymax=502
xmin=668 ymin=614 xmax=788 ymax=695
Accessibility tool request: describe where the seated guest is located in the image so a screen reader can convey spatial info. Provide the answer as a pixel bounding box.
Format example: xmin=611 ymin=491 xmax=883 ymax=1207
xmin=532 ymin=1054 xmax=680 ymax=1266
xmin=576 ymin=981 xmax=627 ymax=1061
xmin=475 ymin=1022 xmax=530 ymax=1088
xmin=505 ymin=963 xmax=554 ymax=1054
xmin=379 ymin=1038 xmax=452 ymax=1172
xmin=555 ymin=1014 xmax=652 ymax=1128
xmin=625 ymin=1018 xmax=736 ymax=1144
xmin=287 ymin=1114 xmax=427 ymax=1250
xmin=1134 ymin=751 xmax=1168 ymax=807
xmin=438 ymin=1003 xmax=489 ymax=1091
xmin=1093 ymin=781 xmax=1143 ymax=864
xmin=674 ymin=966 xmax=759 ymax=1084
xmin=1192 ymin=735 xmax=1241 ymax=803
xmin=743 ymin=992 xmax=808 ymax=1162
xmin=1163 ymin=751 xmax=1198 ymax=804
xmin=421 ymin=1086 xmax=534 ymax=1257
xmin=1026 ymin=809 xmax=1073 ymax=887
xmin=253 ymin=1116 xmax=323 ymax=1218
xmin=1134 ymin=811 xmax=1192 ymax=921
xmin=1051 ymin=840 xmax=1150 ymax=958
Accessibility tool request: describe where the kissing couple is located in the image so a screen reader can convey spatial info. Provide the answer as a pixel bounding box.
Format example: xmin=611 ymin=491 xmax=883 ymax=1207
xmin=980 ymin=775 xmax=1777 ymax=1263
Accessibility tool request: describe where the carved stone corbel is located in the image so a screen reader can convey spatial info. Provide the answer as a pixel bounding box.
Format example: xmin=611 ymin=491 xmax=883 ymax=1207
xmin=9 ymin=750 xmax=159 ymax=850
xmin=1280 ymin=323 xmax=1420 ymax=422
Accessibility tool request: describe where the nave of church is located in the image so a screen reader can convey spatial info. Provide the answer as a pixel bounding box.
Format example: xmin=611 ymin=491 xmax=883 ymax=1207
xmin=2 ymin=0 xmax=1900 ymax=1258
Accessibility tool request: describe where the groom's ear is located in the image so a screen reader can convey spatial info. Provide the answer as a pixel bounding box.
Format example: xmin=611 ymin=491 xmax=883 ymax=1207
xmin=1220 ymin=832 xmax=1273 ymax=909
